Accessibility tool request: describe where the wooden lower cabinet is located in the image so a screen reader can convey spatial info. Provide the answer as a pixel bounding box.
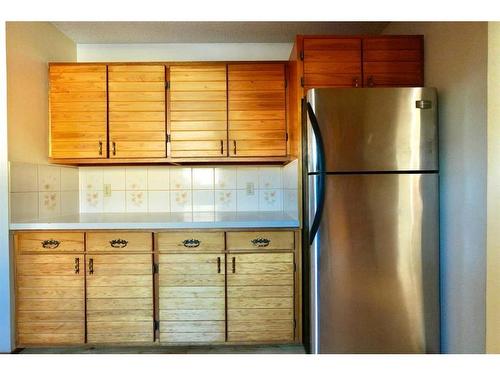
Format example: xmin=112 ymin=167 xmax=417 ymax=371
xmin=15 ymin=248 xmax=85 ymax=345
xmin=226 ymin=252 xmax=295 ymax=342
xmin=158 ymin=252 xmax=226 ymax=343
xmin=86 ymin=253 xmax=154 ymax=343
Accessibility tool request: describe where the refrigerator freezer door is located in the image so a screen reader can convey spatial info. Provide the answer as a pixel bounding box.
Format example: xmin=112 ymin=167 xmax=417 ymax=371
xmin=306 ymin=88 xmax=438 ymax=173
xmin=311 ymin=173 xmax=440 ymax=353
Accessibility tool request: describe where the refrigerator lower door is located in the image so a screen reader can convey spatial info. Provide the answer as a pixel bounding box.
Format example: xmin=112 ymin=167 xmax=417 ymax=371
xmin=310 ymin=173 xmax=440 ymax=353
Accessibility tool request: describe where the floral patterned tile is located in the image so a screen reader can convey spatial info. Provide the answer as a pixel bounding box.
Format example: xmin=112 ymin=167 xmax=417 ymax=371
xmin=215 ymin=190 xmax=236 ymax=212
xmin=103 ymin=167 xmax=126 ymax=191
xmin=80 ymin=168 xmax=103 ymax=191
xmin=214 ymin=167 xmax=237 ymax=189
xmin=192 ymin=168 xmax=214 ymax=190
xmin=81 ymin=189 xmax=103 ymax=213
xmin=259 ymin=167 xmax=282 ymax=189
xmin=171 ymin=190 xmax=192 ymax=212
xmin=170 ymin=168 xmax=192 ymax=190
xmin=126 ymin=168 xmax=147 ymax=191
xmin=126 ymin=191 xmax=148 ymax=212
xmin=236 ymin=167 xmax=259 ymax=190
xmin=259 ymin=189 xmax=283 ymax=211
xmin=38 ymin=165 xmax=61 ymax=192
xmin=38 ymin=191 xmax=61 ymax=218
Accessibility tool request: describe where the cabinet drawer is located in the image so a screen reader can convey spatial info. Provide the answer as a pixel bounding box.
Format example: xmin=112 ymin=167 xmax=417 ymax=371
xmin=86 ymin=232 xmax=152 ymax=252
xmin=156 ymin=232 xmax=224 ymax=252
xmin=17 ymin=232 xmax=84 ymax=253
xmin=226 ymin=231 xmax=294 ymax=250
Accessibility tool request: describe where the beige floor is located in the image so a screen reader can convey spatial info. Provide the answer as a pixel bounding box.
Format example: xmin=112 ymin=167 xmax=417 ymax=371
xmin=18 ymin=344 xmax=306 ymax=354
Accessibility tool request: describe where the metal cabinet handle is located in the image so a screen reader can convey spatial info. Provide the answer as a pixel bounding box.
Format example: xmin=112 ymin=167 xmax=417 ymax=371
xmin=182 ymin=239 xmax=200 ymax=248
xmin=41 ymin=239 xmax=60 ymax=249
xmin=98 ymin=141 xmax=103 ymax=156
xmin=353 ymin=77 xmax=360 ymax=88
xmin=220 ymin=140 xmax=224 ymax=155
xmin=109 ymin=239 xmax=128 ymax=248
xmin=367 ymin=76 xmax=375 ymax=87
xmin=251 ymin=237 xmax=271 ymax=247
xmin=112 ymin=141 xmax=117 ymax=156
xmin=232 ymin=257 xmax=236 ymax=273
xmin=74 ymin=257 xmax=80 ymax=274
xmin=88 ymin=258 xmax=94 ymax=275
xmin=217 ymin=257 xmax=221 ymax=274
xmin=233 ymin=140 xmax=237 ymax=155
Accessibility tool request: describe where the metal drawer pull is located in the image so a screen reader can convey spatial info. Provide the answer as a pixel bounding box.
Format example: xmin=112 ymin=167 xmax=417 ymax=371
xmin=182 ymin=239 xmax=200 ymax=248
xmin=74 ymin=257 xmax=80 ymax=274
xmin=98 ymin=141 xmax=103 ymax=156
xmin=220 ymin=140 xmax=224 ymax=155
xmin=109 ymin=239 xmax=128 ymax=248
xmin=251 ymin=238 xmax=271 ymax=247
xmin=233 ymin=140 xmax=237 ymax=155
xmin=217 ymin=257 xmax=221 ymax=274
xmin=232 ymin=257 xmax=236 ymax=273
xmin=89 ymin=258 xmax=94 ymax=275
xmin=112 ymin=141 xmax=117 ymax=156
xmin=41 ymin=239 xmax=60 ymax=249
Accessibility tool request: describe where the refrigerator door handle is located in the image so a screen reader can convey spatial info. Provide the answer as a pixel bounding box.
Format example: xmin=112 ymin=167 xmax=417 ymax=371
xmin=307 ymin=103 xmax=327 ymax=245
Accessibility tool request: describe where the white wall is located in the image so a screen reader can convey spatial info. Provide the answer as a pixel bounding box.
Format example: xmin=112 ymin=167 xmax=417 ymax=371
xmin=77 ymin=43 xmax=293 ymax=62
xmin=486 ymin=21 xmax=500 ymax=353
xmin=2 ymin=22 xmax=76 ymax=352
xmin=383 ymin=22 xmax=488 ymax=353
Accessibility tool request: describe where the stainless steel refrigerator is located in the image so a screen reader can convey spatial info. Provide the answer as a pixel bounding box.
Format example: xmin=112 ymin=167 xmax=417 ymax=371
xmin=303 ymin=88 xmax=440 ymax=354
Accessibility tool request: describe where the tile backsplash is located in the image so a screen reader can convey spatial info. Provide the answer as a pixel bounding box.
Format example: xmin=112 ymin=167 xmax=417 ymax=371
xmin=9 ymin=162 xmax=80 ymax=221
xmin=9 ymin=160 xmax=299 ymax=221
xmin=80 ymin=162 xmax=299 ymax=216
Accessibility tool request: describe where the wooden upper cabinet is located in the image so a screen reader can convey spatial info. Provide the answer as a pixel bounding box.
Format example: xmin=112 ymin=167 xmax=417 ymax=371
xmin=49 ymin=64 xmax=107 ymax=159
xmin=228 ymin=63 xmax=287 ymax=157
xmin=302 ymin=37 xmax=362 ymax=88
xmin=108 ymin=65 xmax=167 ymax=158
xmin=362 ymin=36 xmax=424 ymax=87
xmin=169 ymin=65 xmax=228 ymax=158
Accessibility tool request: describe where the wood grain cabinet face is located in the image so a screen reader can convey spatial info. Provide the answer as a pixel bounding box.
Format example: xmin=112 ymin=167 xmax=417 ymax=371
xmin=15 ymin=233 xmax=85 ymax=346
xmin=228 ymin=63 xmax=287 ymax=157
xmin=159 ymin=253 xmax=226 ymax=343
xmin=49 ymin=64 xmax=107 ymax=159
xmin=108 ymin=65 xmax=167 ymax=158
xmin=302 ymin=38 xmax=362 ymax=88
xmin=363 ymin=36 xmax=424 ymax=87
xmin=85 ymin=253 xmax=154 ymax=343
xmin=169 ymin=65 xmax=228 ymax=157
xmin=226 ymin=252 xmax=295 ymax=342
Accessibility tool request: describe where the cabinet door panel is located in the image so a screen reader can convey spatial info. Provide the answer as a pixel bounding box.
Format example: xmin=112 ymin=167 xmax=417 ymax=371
xmin=15 ymin=253 xmax=85 ymax=346
xmin=86 ymin=253 xmax=154 ymax=343
xmin=49 ymin=64 xmax=107 ymax=159
xmin=228 ymin=63 xmax=287 ymax=157
xmin=169 ymin=64 xmax=228 ymax=158
xmin=303 ymin=37 xmax=362 ymax=88
xmin=159 ymin=253 xmax=225 ymax=343
xmin=226 ymin=252 xmax=295 ymax=343
xmin=362 ymin=36 xmax=424 ymax=87
xmin=108 ymin=65 xmax=166 ymax=158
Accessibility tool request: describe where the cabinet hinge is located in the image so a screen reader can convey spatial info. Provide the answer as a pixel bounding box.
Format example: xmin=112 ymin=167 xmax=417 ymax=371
xmin=154 ymin=320 xmax=159 ymax=331
xmin=300 ymin=50 xmax=304 ymax=61
xmin=165 ymin=81 xmax=170 ymax=90
xmin=300 ymin=77 xmax=304 ymax=87
xmin=286 ymin=132 xmax=289 ymax=142
xmin=166 ymin=134 xmax=171 ymax=143
xmin=293 ymin=262 xmax=296 ymax=272
xmin=153 ymin=263 xmax=159 ymax=274
xmin=293 ymin=319 xmax=297 ymax=329
xmin=285 ymin=79 xmax=288 ymax=89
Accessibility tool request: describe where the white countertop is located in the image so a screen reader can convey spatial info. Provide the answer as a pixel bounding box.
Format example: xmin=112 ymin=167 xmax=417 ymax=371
xmin=9 ymin=212 xmax=300 ymax=230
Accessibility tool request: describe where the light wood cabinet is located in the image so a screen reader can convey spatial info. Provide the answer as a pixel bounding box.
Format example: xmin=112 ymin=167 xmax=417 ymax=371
xmin=169 ymin=65 xmax=228 ymax=157
xmin=49 ymin=64 xmax=107 ymax=159
xmin=15 ymin=233 xmax=85 ymax=346
xmin=226 ymin=252 xmax=295 ymax=342
xmin=158 ymin=253 xmax=226 ymax=343
xmin=108 ymin=65 xmax=167 ymax=158
xmin=228 ymin=63 xmax=287 ymax=157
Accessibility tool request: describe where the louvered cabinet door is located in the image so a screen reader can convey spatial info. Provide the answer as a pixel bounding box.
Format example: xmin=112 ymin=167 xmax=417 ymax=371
xmin=108 ymin=65 xmax=167 ymax=158
xmin=363 ymin=36 xmax=424 ymax=87
xmin=86 ymin=253 xmax=154 ymax=343
xmin=15 ymin=253 xmax=85 ymax=346
xmin=226 ymin=252 xmax=295 ymax=343
xmin=228 ymin=63 xmax=287 ymax=157
xmin=302 ymin=37 xmax=362 ymax=88
xmin=169 ymin=65 xmax=227 ymax=158
xmin=49 ymin=64 xmax=107 ymax=159
xmin=159 ymin=253 xmax=226 ymax=343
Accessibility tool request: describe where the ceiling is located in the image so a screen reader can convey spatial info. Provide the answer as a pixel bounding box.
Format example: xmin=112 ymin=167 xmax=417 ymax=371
xmin=52 ymin=22 xmax=390 ymax=44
